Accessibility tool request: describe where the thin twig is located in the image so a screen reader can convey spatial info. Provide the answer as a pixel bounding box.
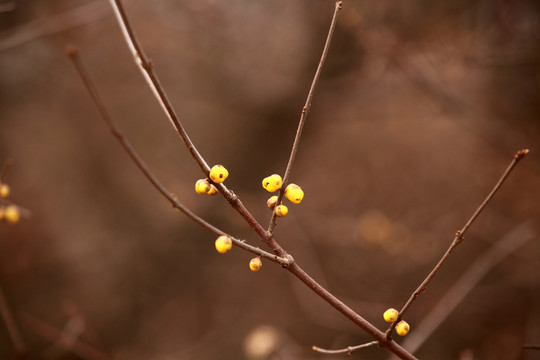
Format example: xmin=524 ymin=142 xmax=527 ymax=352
xmin=313 ymin=340 xmax=379 ymax=355
xmin=385 ymin=149 xmax=530 ymax=339
xmin=0 ymin=284 xmax=26 ymax=358
xmin=0 ymin=158 xmax=14 ymax=182
xmin=267 ymin=0 xmax=343 ymax=235
xmin=107 ymin=0 xmax=289 ymax=257
xmin=395 ymin=221 xmax=534 ymax=356
xmin=523 ymin=344 xmax=540 ymax=350
xmin=66 ymin=46 xmax=290 ymax=267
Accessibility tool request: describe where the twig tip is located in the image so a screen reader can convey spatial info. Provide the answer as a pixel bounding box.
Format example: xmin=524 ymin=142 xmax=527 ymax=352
xmin=515 ymin=148 xmax=530 ymax=159
xmin=64 ymin=44 xmax=79 ymax=58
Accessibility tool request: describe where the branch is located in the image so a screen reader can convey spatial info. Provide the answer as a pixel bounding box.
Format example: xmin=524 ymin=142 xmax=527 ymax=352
xmin=0 ymin=284 xmax=26 ymax=358
xmin=313 ymin=340 xmax=378 ymax=355
xmin=0 ymin=158 xmax=14 ymax=182
xmin=396 ymin=221 xmax=534 ymax=356
xmin=267 ymin=0 xmax=343 ymax=235
xmin=385 ymin=149 xmax=530 ymax=339
xmin=66 ymin=46 xmax=290 ymax=267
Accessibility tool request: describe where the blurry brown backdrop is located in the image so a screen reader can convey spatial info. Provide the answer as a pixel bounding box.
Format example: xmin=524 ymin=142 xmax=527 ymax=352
xmin=1 ymin=0 xmax=540 ymax=359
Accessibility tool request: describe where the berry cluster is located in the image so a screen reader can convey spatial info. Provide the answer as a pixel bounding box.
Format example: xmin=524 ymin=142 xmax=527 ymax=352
xmin=262 ymin=174 xmax=304 ymax=218
xmin=383 ymin=308 xmax=410 ymax=336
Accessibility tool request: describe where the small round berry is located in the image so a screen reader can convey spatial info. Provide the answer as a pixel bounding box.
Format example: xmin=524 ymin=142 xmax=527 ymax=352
xmin=209 ymin=165 xmax=229 ymax=183
xmin=215 ymin=235 xmax=233 ymax=254
xmin=275 ymin=204 xmax=288 ymax=217
xmin=262 ymin=174 xmax=282 ymax=192
xmin=266 ymin=196 xmax=278 ymax=210
xmin=284 ymin=184 xmax=304 ymax=204
xmin=207 ymin=184 xmax=218 ymax=196
xmin=383 ymin=308 xmax=399 ymax=323
xmin=0 ymin=183 xmax=10 ymax=198
xmin=395 ymin=320 xmax=410 ymax=336
xmin=249 ymin=257 xmax=262 ymax=272
xmin=195 ymin=179 xmax=211 ymax=194
xmin=4 ymin=205 xmax=20 ymax=224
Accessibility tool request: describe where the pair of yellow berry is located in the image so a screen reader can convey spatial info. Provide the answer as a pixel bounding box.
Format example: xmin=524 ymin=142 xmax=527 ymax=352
xmin=214 ymin=235 xmax=262 ymax=272
xmin=0 ymin=183 xmax=20 ymax=225
xmin=383 ymin=308 xmax=410 ymax=336
xmin=262 ymin=174 xmax=304 ymax=217
xmin=194 ymin=165 xmax=229 ymax=195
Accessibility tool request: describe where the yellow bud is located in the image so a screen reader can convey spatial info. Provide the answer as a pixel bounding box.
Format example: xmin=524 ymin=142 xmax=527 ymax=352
xmin=249 ymin=257 xmax=262 ymax=272
xmin=215 ymin=235 xmax=232 ymax=254
xmin=4 ymin=205 xmax=20 ymax=224
xmin=266 ymin=196 xmax=278 ymax=210
xmin=383 ymin=308 xmax=399 ymax=323
xmin=275 ymin=204 xmax=288 ymax=217
xmin=262 ymin=174 xmax=282 ymax=192
xmin=207 ymin=184 xmax=218 ymax=196
xmin=285 ymin=184 xmax=304 ymax=204
xmin=195 ymin=179 xmax=211 ymax=194
xmin=395 ymin=320 xmax=410 ymax=336
xmin=209 ymin=165 xmax=229 ymax=183
xmin=0 ymin=183 xmax=10 ymax=198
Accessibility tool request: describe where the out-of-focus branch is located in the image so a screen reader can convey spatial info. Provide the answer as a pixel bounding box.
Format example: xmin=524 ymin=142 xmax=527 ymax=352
xmin=385 ymin=149 xmax=530 ymax=339
xmin=0 ymin=284 xmax=26 ymax=358
xmin=0 ymin=1 xmax=110 ymax=52
xmin=266 ymin=0 xmax=342 ymax=235
xmin=0 ymin=158 xmax=14 ymax=182
xmin=21 ymin=312 xmax=107 ymax=360
xmin=66 ymin=46 xmax=290 ymax=267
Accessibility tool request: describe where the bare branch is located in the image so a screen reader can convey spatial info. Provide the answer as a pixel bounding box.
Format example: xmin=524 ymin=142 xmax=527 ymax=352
xmin=66 ymin=46 xmax=290 ymax=267
xmin=385 ymin=149 xmax=530 ymax=339
xmin=396 ymin=222 xmax=534 ymax=355
xmin=0 ymin=284 xmax=26 ymax=358
xmin=313 ymin=340 xmax=379 ymax=355
xmin=267 ymin=0 xmax=342 ymax=235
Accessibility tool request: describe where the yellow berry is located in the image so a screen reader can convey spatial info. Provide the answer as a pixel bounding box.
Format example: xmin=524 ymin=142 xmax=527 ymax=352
xmin=4 ymin=205 xmax=20 ymax=224
xmin=215 ymin=235 xmax=233 ymax=254
xmin=395 ymin=320 xmax=410 ymax=336
xmin=262 ymin=174 xmax=282 ymax=192
xmin=195 ymin=179 xmax=211 ymax=194
xmin=209 ymin=165 xmax=229 ymax=184
xmin=207 ymin=184 xmax=218 ymax=196
xmin=383 ymin=308 xmax=399 ymax=323
xmin=275 ymin=204 xmax=288 ymax=217
xmin=249 ymin=257 xmax=262 ymax=272
xmin=284 ymin=184 xmax=304 ymax=204
xmin=0 ymin=183 xmax=10 ymax=198
xmin=266 ymin=196 xmax=278 ymax=210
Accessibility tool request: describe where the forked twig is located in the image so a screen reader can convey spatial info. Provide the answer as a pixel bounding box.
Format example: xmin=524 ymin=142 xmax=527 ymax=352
xmin=385 ymin=149 xmax=530 ymax=339
xmin=266 ymin=0 xmax=343 ymax=235
xmin=66 ymin=47 xmax=289 ymax=267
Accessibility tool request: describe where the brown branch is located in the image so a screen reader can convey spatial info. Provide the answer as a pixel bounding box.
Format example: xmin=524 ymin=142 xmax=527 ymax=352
xmin=396 ymin=221 xmax=534 ymax=356
xmin=523 ymin=344 xmax=540 ymax=350
xmin=313 ymin=340 xmax=379 ymax=355
xmin=385 ymin=149 xmax=530 ymax=339
xmin=20 ymin=312 xmax=107 ymax=360
xmin=66 ymin=46 xmax=290 ymax=267
xmin=0 ymin=158 xmax=14 ymax=182
xmin=0 ymin=284 xmax=26 ymax=358
xmin=267 ymin=0 xmax=342 ymax=235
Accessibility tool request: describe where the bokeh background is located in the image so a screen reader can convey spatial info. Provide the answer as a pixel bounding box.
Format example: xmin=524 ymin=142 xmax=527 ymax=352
xmin=1 ymin=0 xmax=540 ymax=359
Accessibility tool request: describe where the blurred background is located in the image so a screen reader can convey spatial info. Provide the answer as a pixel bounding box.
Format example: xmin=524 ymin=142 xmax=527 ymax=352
xmin=1 ymin=0 xmax=540 ymax=359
